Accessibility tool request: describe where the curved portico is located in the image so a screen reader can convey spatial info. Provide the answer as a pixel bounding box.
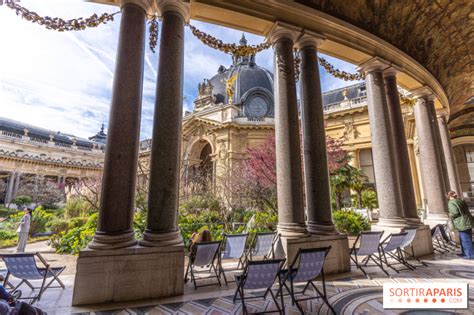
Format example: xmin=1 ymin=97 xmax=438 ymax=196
xmin=72 ymin=0 xmax=468 ymax=306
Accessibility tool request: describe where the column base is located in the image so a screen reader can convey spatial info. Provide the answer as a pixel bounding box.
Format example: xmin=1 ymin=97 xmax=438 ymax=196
xmin=139 ymin=230 xmax=183 ymax=247
xmin=72 ymin=244 xmax=184 ymax=306
xmin=423 ymin=212 xmax=449 ymax=228
xmin=306 ymin=221 xmax=339 ymax=235
xmin=88 ymin=231 xmax=137 ymax=250
xmin=277 ymin=223 xmax=308 ymax=238
xmin=278 ymin=234 xmax=350 ymax=274
xmin=406 ymin=217 xmax=424 ymax=226
xmin=402 ymin=225 xmax=434 ymax=257
xmin=371 ymin=217 xmax=409 ymax=231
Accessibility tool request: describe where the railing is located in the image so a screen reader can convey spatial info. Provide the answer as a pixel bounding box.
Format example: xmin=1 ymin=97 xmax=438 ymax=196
xmin=29 ymin=137 xmax=48 ymax=144
xmin=1 ymin=130 xmax=22 ymax=139
xmin=323 ymin=96 xmax=368 ymax=114
xmin=54 ymin=142 xmax=72 ymax=148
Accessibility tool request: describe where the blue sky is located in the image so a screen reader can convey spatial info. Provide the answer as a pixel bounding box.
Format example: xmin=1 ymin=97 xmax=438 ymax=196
xmin=0 ymin=0 xmax=359 ymax=140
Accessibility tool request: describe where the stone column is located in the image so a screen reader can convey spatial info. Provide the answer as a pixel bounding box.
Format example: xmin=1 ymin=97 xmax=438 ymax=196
xmin=268 ymin=23 xmax=306 ymax=237
xmin=358 ymin=58 xmax=406 ymax=228
xmin=437 ymin=114 xmax=462 ymax=194
xmin=12 ymin=172 xmax=20 ymax=199
xmin=412 ymin=88 xmax=448 ymax=221
xmin=429 ymin=102 xmax=450 ymax=193
xmin=296 ymin=32 xmax=336 ymax=235
xmin=88 ymin=3 xmax=146 ymax=249
xmin=140 ymin=1 xmax=188 ymax=247
xmin=4 ymin=172 xmax=15 ymax=204
xmin=383 ymin=69 xmax=421 ymax=225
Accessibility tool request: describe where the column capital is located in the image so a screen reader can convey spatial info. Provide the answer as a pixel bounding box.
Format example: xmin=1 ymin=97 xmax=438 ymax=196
xmin=119 ymin=0 xmax=154 ymax=15
xmin=408 ymin=86 xmax=435 ymax=100
xmin=357 ymin=56 xmax=391 ymax=74
xmin=267 ymin=21 xmax=302 ymax=45
xmin=383 ymin=64 xmax=403 ymax=78
xmin=156 ymin=0 xmax=190 ymax=21
xmin=436 ymin=108 xmax=449 ymax=119
xmin=294 ymin=30 xmax=325 ymax=50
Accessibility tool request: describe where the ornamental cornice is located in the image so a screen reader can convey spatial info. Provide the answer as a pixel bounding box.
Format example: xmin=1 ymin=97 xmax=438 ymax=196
xmin=267 ymin=21 xmax=302 ymax=44
xmin=294 ymin=30 xmax=326 ymax=50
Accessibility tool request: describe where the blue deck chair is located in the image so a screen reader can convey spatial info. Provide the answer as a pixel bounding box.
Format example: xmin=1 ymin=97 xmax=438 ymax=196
xmin=349 ymin=231 xmax=388 ymax=279
xmin=280 ymin=246 xmax=336 ymax=314
xmin=233 ymin=259 xmax=286 ymax=315
xmin=1 ymin=252 xmax=65 ymax=304
xmin=247 ymin=231 xmax=278 ymax=262
xmin=379 ymin=232 xmax=413 ymax=272
xmin=184 ymin=241 xmax=222 ymax=290
xmin=219 ymin=233 xmax=248 ymax=285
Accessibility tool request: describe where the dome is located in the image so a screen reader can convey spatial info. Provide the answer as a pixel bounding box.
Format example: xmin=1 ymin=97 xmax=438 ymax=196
xmin=207 ymin=35 xmax=274 ymax=120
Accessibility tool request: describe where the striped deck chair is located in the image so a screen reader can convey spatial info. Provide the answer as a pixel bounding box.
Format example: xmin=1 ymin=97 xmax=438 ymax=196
xmin=184 ymin=241 xmax=222 ymax=290
xmin=233 ymin=259 xmax=286 ymax=315
xmin=1 ymin=252 xmax=65 ymax=304
xmin=247 ymin=232 xmax=278 ymax=262
xmin=379 ymin=232 xmax=414 ymax=272
xmin=349 ymin=231 xmax=388 ymax=279
xmin=219 ymin=233 xmax=248 ymax=285
xmin=280 ymin=247 xmax=336 ymax=315
xmin=399 ymin=227 xmax=428 ymax=268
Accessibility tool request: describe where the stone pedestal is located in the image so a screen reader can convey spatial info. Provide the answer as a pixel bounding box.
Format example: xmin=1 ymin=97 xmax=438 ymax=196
xmin=403 ymin=225 xmax=433 ymax=257
xmin=279 ymin=234 xmax=350 ymax=274
xmin=72 ymin=244 xmax=184 ymax=306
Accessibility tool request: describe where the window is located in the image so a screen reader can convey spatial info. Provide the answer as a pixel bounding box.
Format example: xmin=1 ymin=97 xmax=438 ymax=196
xmin=454 ymin=144 xmax=474 ymax=197
xmin=359 ymin=149 xmax=375 ymax=184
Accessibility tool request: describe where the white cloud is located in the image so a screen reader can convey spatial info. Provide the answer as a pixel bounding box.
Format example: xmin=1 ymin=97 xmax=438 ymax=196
xmin=0 ymin=0 xmax=360 ymax=141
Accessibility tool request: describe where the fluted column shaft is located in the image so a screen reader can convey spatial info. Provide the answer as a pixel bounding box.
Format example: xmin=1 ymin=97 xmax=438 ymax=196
xmin=273 ymin=34 xmax=306 ymax=237
xmin=437 ymin=116 xmax=462 ymax=194
xmin=89 ymin=3 xmax=145 ymax=249
xmin=413 ymin=97 xmax=449 ymax=218
xmin=384 ymin=72 xmax=421 ymax=224
xmin=297 ymin=39 xmax=336 ymax=235
xmin=364 ymin=67 xmax=406 ymax=227
xmin=141 ymin=9 xmax=185 ymax=246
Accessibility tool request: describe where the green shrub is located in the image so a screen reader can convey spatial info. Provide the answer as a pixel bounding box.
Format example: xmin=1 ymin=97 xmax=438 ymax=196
xmin=361 ymin=189 xmax=378 ymax=210
xmin=13 ymin=195 xmax=32 ymax=208
xmin=0 ymin=207 xmax=17 ymax=218
xmin=50 ymin=213 xmax=98 ymax=254
xmin=64 ymin=198 xmax=91 ymax=219
xmin=68 ymin=217 xmax=88 ymax=229
xmin=180 ymin=196 xmax=222 ymax=212
xmin=29 ymin=208 xmax=54 ymax=236
xmin=46 ymin=219 xmax=70 ymax=234
xmin=332 ymin=209 xmax=370 ymax=236
xmin=0 ymin=230 xmax=17 ymax=240
xmin=133 ymin=210 xmax=146 ymax=239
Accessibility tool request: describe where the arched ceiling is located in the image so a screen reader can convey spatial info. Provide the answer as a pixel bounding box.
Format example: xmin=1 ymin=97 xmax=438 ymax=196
xmin=295 ymin=0 xmax=472 ymax=132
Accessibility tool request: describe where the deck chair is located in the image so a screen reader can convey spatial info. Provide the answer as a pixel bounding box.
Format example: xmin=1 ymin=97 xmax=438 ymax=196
xmin=247 ymin=232 xmax=278 ymax=262
xmin=219 ymin=233 xmax=248 ymax=285
xmin=0 ymin=252 xmax=65 ymax=304
xmin=379 ymin=232 xmax=414 ymax=272
xmin=349 ymin=231 xmax=389 ymax=279
xmin=280 ymin=247 xmax=336 ymax=315
xmin=184 ymin=241 xmax=222 ymax=290
xmin=0 ymin=269 xmax=14 ymax=290
xmin=399 ymin=227 xmax=428 ymax=268
xmin=431 ymin=225 xmax=449 ymax=254
xmin=440 ymin=224 xmax=459 ymax=250
xmin=233 ymin=259 xmax=286 ymax=315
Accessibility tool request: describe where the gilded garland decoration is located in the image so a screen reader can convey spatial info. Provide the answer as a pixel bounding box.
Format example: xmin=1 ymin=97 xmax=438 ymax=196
xmin=6 ymin=2 xmax=119 ymax=31
xmin=187 ymin=23 xmax=271 ymax=57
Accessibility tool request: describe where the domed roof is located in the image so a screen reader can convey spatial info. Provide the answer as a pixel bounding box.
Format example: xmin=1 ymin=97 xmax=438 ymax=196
xmin=205 ymin=35 xmax=274 ymax=119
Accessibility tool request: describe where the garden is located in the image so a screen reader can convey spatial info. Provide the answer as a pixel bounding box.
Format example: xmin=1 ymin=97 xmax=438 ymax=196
xmin=0 ymin=135 xmax=375 ymax=254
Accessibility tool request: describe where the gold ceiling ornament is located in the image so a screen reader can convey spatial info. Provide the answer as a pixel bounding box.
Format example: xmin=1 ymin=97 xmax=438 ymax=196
xmin=148 ymin=14 xmax=159 ymax=53
xmin=399 ymin=93 xmax=416 ymax=106
xmin=293 ymin=49 xmax=301 ymax=82
xmin=187 ymin=23 xmax=271 ymax=57
xmin=5 ymin=2 xmax=120 ymax=31
xmin=318 ymin=57 xmax=366 ymax=81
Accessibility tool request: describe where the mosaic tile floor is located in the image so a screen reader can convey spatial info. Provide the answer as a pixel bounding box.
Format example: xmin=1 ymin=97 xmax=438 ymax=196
xmin=72 ymin=257 xmax=474 ymax=315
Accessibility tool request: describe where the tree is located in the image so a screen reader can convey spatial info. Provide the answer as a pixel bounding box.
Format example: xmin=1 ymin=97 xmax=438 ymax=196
xmin=70 ymin=176 xmax=102 ymax=212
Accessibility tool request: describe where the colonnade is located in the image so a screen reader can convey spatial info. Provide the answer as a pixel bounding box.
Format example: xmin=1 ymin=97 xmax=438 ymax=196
xmin=73 ymin=2 xmax=460 ymax=305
